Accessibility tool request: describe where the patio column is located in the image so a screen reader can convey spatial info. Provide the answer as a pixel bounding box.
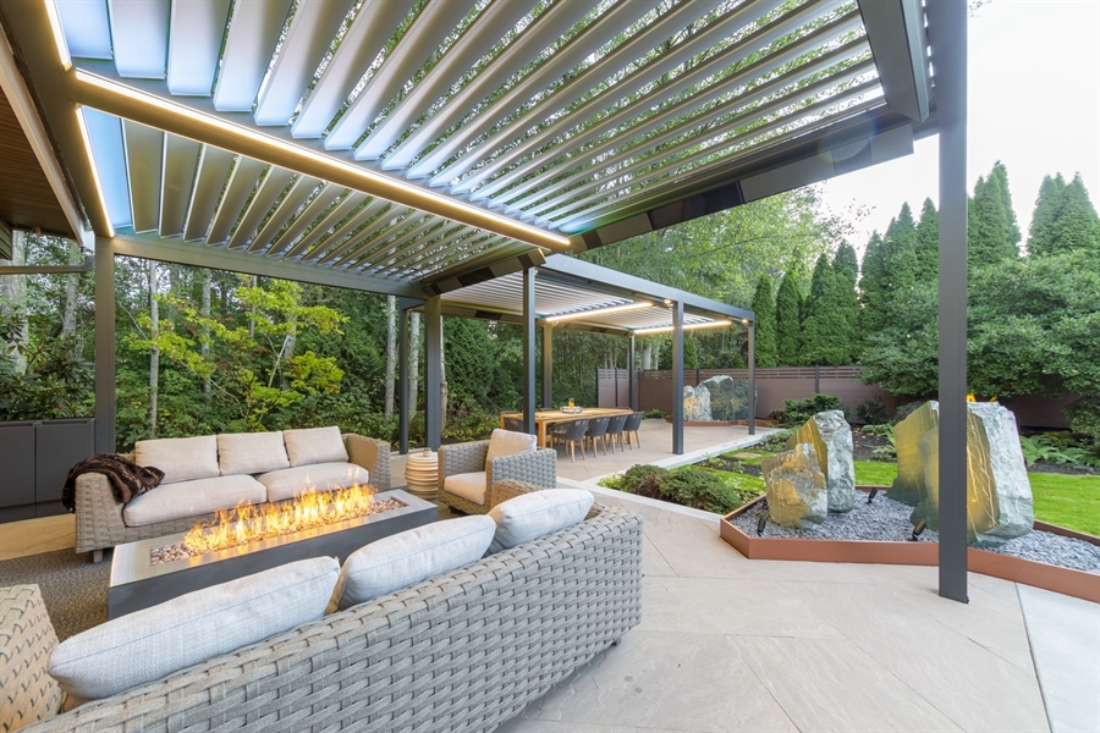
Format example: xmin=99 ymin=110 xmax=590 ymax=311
xmin=541 ymin=323 xmax=552 ymax=409
xmin=425 ymin=295 xmax=442 ymax=451
xmin=396 ymin=298 xmax=419 ymax=455
xmin=929 ymin=0 xmax=969 ymax=603
xmin=94 ymin=238 xmax=115 ymax=453
xmin=747 ymin=319 xmax=755 ymax=436
xmin=672 ymin=301 xmax=684 ymax=455
xmin=522 ymin=267 xmax=537 ymax=434
xmin=627 ymin=333 xmax=635 ymax=411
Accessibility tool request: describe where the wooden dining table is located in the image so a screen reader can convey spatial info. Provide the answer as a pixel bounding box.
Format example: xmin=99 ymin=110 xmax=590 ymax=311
xmin=500 ymin=407 xmax=633 ymax=448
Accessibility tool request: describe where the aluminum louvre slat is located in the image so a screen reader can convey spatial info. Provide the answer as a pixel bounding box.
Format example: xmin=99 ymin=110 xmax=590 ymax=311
xmin=55 ymin=1 xmax=112 ymax=60
xmin=415 ymin=238 xmax=522 ymax=280
xmin=354 ymin=0 xmax=538 ymax=161
xmin=280 ymin=192 xmax=368 ymax=260
xmin=159 ymin=135 xmax=201 ymax=238
xmin=122 ymin=120 xmax=163 ymax=233
xmin=167 ymin=0 xmax=230 ymax=96
xmin=436 ymin=0 xmax=734 ymax=191
xmin=402 ymin=0 xmax=663 ymax=180
xmin=108 ymin=0 xmax=169 ymax=79
xmin=183 ymin=146 xmax=234 ymax=242
xmin=227 ymin=168 xmax=295 ymax=249
xmin=378 ymin=0 xmax=597 ymax=172
xmin=409 ymin=235 xmax=507 ymax=279
xmin=311 ymin=203 xmax=408 ymax=266
xmin=253 ymin=0 xmax=355 ymax=126
xmin=333 ymin=211 xmax=430 ymax=270
xmin=266 ymin=184 xmax=343 ymax=256
xmin=213 ymin=0 xmax=294 ymax=112
xmin=359 ymin=218 xmax=449 ymax=272
xmin=247 ymin=176 xmax=323 ymax=253
xmin=323 ymin=210 xmax=424 ymax=269
xmin=374 ymin=225 xmax=474 ymax=276
xmin=290 ymin=0 xmax=417 ymax=140
xmin=207 ymin=158 xmax=266 ymax=245
xmin=301 ymin=198 xmax=390 ymax=262
xmin=325 ymin=0 xmax=479 ymax=151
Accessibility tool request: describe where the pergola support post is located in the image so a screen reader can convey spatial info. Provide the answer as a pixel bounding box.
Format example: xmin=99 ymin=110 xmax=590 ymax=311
xmin=929 ymin=0 xmax=969 ymax=604
xmin=747 ymin=320 xmax=756 ymax=436
xmin=627 ymin=333 xmax=636 ymax=411
xmin=672 ymin=301 xmax=684 ymax=455
xmin=541 ymin=323 xmax=553 ymax=409
xmin=397 ymin=298 xmax=421 ymax=454
xmin=522 ymin=267 xmax=537 ymax=434
xmin=94 ymin=238 xmax=115 ymax=453
xmin=424 ymin=296 xmax=442 ymax=451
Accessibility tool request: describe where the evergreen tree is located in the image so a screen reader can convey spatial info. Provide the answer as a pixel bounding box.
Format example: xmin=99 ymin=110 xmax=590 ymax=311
xmin=800 ymin=254 xmax=846 ymax=365
xmin=859 ymin=232 xmax=889 ymax=338
xmin=775 ymin=270 xmax=802 ymax=366
xmin=968 ymin=172 xmax=1018 ymax=267
xmin=1050 ymin=173 xmax=1100 ymax=255
xmin=914 ymin=198 xmax=939 ymax=280
xmin=832 ymin=243 xmax=860 ymax=363
xmin=749 ymin=274 xmax=778 ymax=368
xmin=991 ymin=161 xmax=1021 ymax=249
xmin=1027 ymin=174 xmax=1067 ymax=256
xmin=882 ymin=203 xmax=919 ymax=292
xmin=684 ymin=336 xmax=699 ymax=370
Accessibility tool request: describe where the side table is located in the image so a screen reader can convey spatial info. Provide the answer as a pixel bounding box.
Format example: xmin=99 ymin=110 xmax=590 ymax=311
xmin=405 ymin=450 xmax=439 ymax=502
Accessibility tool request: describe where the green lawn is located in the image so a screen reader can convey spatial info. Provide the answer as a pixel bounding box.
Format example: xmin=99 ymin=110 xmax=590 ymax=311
xmin=1029 ymin=473 xmax=1100 ymax=536
xmin=855 ymin=460 xmax=898 ymax=486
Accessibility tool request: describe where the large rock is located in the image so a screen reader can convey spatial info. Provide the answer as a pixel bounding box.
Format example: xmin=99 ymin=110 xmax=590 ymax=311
xmin=698 ymin=375 xmax=753 ymax=421
xmin=786 ymin=410 xmax=855 ymax=512
xmin=909 ymin=402 xmax=1033 ymax=548
xmin=890 ymin=401 xmax=939 ymax=506
xmin=762 ymin=444 xmax=828 ymax=530
xmin=683 ymin=385 xmax=711 ymax=422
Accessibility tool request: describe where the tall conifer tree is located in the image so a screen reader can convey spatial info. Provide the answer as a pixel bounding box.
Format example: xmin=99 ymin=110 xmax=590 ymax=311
xmin=750 ymin=274 xmax=778 ymax=368
xmin=800 ymin=254 xmax=845 ymax=365
xmin=914 ymin=198 xmax=939 ymax=280
xmin=832 ymin=243 xmax=860 ymax=363
xmin=1028 ymin=174 xmax=1067 ymax=256
xmin=968 ymin=172 xmax=1017 ymax=266
xmin=859 ymin=232 xmax=889 ymax=338
xmin=991 ymin=161 xmax=1021 ymax=249
xmin=1051 ymin=173 xmax=1100 ymax=254
xmin=883 ymin=204 xmax=919 ymax=291
xmin=775 ymin=270 xmax=802 ymax=366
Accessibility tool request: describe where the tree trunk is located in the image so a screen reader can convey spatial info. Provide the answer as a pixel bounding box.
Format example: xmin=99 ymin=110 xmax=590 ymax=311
xmin=148 ymin=261 xmax=159 ymax=438
xmin=60 ymin=239 xmax=79 ymax=351
xmin=201 ymin=269 xmax=211 ymax=396
xmin=0 ymin=229 xmax=28 ymax=374
xmin=408 ymin=312 xmax=420 ymax=414
xmin=248 ymin=275 xmax=257 ymax=340
xmin=642 ymin=342 xmax=652 ymax=371
xmin=280 ymin=311 xmax=297 ymax=390
xmin=384 ymin=295 xmax=396 ymax=419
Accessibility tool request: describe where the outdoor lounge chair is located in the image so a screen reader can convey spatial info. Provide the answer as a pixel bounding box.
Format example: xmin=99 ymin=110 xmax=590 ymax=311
xmin=437 ymin=430 xmax=557 ymax=514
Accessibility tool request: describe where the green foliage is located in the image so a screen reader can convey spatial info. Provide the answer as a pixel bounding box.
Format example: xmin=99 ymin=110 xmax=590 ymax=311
xmin=619 ymin=463 xmax=669 ymax=492
xmin=772 ymin=394 xmax=844 ymax=426
xmin=606 ymin=463 xmax=758 ymax=514
xmin=968 ymin=169 xmax=1019 ymax=267
xmin=775 ymin=270 xmax=802 ymax=366
xmin=858 ymin=232 xmax=889 ymax=339
xmin=1052 ymin=173 xmax=1100 ymax=255
xmin=1027 ymin=174 xmax=1066 ymax=257
xmin=870 ymin=424 xmax=896 ymax=461
xmin=991 ymin=161 xmax=1022 ymax=250
xmin=1030 ymin=473 xmax=1100 ymax=536
xmin=758 ymin=428 xmax=793 ymax=451
xmin=800 ymin=253 xmax=851 ymax=365
xmin=642 ymin=408 xmax=666 ymax=419
xmin=854 ymin=460 xmax=898 ymax=487
xmin=855 ymin=396 xmax=889 ymax=425
xmin=913 ymin=198 xmax=939 ymax=282
xmin=750 ymin=274 xmax=777 ymax=368
xmin=0 ymin=308 xmax=92 ymax=420
xmin=832 ymin=243 xmax=860 ymax=362
xmin=1066 ymin=396 xmax=1100 ymax=445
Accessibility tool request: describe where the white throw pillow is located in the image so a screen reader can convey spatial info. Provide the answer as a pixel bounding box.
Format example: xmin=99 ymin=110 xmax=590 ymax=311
xmin=217 ymin=431 xmax=290 ymax=475
xmin=484 ymin=428 xmax=537 ymax=471
xmin=134 ymin=435 xmax=219 ymax=484
xmin=488 ymin=489 xmax=594 ymax=554
xmin=48 ymin=557 xmax=339 ymax=701
xmin=335 ymin=515 xmax=495 ymax=611
xmin=283 ymin=426 xmax=349 ymax=467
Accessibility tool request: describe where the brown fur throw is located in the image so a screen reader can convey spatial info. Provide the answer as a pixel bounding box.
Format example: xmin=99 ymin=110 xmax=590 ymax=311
xmin=62 ymin=454 xmax=165 ymax=512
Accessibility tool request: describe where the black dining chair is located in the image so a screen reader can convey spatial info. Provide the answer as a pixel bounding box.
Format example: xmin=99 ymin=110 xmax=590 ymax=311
xmin=555 ymin=418 xmax=589 ymax=463
xmin=503 ymin=416 xmax=524 ymax=432
xmin=605 ymin=414 xmax=628 ymax=453
xmin=623 ymin=411 xmax=644 ymax=449
xmin=584 ymin=416 xmax=610 ymax=457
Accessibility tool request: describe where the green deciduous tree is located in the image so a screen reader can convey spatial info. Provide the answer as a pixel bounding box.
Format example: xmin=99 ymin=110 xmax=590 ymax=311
xmin=775 ymin=270 xmax=802 ymax=366
xmin=750 ymin=274 xmax=777 ymax=368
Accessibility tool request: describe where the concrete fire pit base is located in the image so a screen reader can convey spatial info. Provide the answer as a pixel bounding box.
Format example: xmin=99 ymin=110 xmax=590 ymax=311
xmin=720 ymin=491 xmax=1100 ymax=604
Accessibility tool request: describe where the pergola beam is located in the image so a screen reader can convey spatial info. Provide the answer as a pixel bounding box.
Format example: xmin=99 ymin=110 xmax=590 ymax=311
xmin=857 ymin=0 xmax=932 ymax=123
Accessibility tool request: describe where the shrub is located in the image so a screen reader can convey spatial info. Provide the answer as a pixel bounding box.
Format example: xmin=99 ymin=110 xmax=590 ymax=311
xmin=891 ymin=401 xmax=922 ymax=425
xmin=619 ymin=464 xmax=669 ymax=494
xmin=758 ymin=428 xmax=793 ymax=452
xmin=662 ymin=467 xmax=746 ymax=514
xmin=643 ymin=408 xmax=667 ymax=419
xmin=855 ymin=396 xmax=889 ymax=425
xmin=1066 ymin=395 xmax=1100 ymax=445
xmin=773 ymin=394 xmax=844 ymax=426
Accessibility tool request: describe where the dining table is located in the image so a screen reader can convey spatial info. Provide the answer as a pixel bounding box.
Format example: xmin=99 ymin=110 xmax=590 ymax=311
xmin=500 ymin=407 xmax=633 ymax=449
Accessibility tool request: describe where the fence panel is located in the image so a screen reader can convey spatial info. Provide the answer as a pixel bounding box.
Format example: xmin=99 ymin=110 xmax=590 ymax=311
xmin=595 ymin=368 xmax=633 ymax=408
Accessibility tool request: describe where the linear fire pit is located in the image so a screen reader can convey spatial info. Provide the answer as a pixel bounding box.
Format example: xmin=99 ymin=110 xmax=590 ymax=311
xmin=109 ymin=489 xmax=435 ymax=618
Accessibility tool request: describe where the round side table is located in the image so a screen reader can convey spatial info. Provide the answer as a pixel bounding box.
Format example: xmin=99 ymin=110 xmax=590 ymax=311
xmin=405 ymin=450 xmax=439 ymax=502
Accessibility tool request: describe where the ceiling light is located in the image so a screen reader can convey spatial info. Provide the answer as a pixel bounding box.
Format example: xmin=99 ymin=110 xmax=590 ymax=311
xmin=45 ymin=0 xmax=71 ymax=70
xmin=633 ymin=320 xmax=733 ymax=335
xmin=70 ymin=70 xmax=572 ymax=252
xmin=544 ymin=301 xmax=653 ymax=323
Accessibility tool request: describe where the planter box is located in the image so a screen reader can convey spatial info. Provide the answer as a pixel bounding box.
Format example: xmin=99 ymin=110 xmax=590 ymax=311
xmin=720 ymin=491 xmax=1100 ymax=604
xmin=0 ymin=418 xmax=95 ymax=522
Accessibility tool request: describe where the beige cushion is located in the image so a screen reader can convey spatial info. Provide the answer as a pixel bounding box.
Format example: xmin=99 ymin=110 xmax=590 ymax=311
xmin=48 ymin=557 xmax=339 ymax=701
xmin=122 ymin=474 xmax=266 ymax=527
xmin=283 ymin=426 xmax=348 ymax=467
xmin=0 ymin=585 xmax=62 ymax=729
xmin=484 ymin=428 xmax=536 ymax=470
xmin=134 ymin=435 xmax=218 ymax=484
xmin=258 ymin=463 xmax=370 ymax=503
xmin=216 ymin=431 xmax=289 ymax=476
xmin=443 ymin=471 xmax=487 ymax=506
xmin=488 ymin=489 xmax=594 ymax=554
xmin=334 ymin=516 xmax=495 ymax=611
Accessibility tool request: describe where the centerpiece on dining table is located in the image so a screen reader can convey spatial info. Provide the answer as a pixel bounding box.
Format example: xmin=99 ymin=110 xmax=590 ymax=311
xmin=560 ymin=398 xmax=583 ymax=414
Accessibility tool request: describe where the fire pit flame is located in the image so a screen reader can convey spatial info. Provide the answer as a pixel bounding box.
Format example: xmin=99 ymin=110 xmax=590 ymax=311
xmin=183 ymin=483 xmax=379 ymax=555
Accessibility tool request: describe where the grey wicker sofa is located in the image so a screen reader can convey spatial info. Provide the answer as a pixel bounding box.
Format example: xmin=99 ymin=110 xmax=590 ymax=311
xmin=74 ymin=432 xmax=391 ymax=561
xmin=6 ymin=503 xmax=642 ymax=733
xmin=438 ymin=438 xmax=557 ymax=515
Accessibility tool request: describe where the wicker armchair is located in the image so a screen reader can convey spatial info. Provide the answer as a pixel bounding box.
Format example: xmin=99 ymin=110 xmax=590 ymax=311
xmin=438 ymin=440 xmax=557 ymax=515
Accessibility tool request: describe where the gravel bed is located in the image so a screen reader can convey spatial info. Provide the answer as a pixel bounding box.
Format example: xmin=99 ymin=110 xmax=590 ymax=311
xmin=730 ymin=493 xmax=1100 ymax=575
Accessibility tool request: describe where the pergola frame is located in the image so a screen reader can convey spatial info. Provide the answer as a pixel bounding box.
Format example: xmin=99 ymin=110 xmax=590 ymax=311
xmin=2 ymin=0 xmax=970 ymax=602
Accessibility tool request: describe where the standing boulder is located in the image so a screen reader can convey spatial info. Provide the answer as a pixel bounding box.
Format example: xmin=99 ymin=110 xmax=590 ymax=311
xmin=683 ymin=385 xmax=711 ymax=422
xmin=890 ymin=401 xmax=939 ymax=506
xmin=762 ymin=444 xmax=828 ymax=529
xmin=786 ymin=410 xmax=855 ymax=512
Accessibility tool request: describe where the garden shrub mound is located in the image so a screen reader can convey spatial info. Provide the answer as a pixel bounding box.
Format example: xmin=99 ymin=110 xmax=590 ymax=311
xmin=610 ymin=463 xmax=760 ymax=514
xmin=771 ymin=394 xmax=843 ymax=427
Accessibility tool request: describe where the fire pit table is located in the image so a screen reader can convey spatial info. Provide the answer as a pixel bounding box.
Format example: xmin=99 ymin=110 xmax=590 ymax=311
xmin=108 ymin=488 xmax=435 ymax=618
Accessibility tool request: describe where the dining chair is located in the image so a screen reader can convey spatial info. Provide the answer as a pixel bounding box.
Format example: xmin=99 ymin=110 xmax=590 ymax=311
xmin=555 ymin=418 xmax=589 ymax=463
xmin=623 ymin=411 xmax=644 ymax=449
xmin=605 ymin=414 xmax=628 ymax=453
xmin=584 ymin=416 xmax=610 ymax=457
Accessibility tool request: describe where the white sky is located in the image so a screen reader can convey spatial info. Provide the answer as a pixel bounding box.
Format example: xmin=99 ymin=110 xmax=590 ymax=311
xmin=818 ymin=0 xmax=1100 ymax=251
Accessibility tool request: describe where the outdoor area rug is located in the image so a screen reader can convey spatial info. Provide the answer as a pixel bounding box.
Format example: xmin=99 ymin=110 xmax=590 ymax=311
xmin=0 ymin=549 xmax=108 ymax=640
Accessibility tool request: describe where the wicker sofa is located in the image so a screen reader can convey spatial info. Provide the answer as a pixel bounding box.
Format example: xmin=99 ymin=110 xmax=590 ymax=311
xmin=3 ymin=502 xmax=642 ymax=733
xmin=74 ymin=431 xmax=391 ymax=561
xmin=438 ymin=435 xmax=557 ymax=515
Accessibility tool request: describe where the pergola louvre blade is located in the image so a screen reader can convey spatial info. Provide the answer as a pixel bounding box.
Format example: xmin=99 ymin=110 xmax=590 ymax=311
xmin=159 ymin=135 xmax=201 ymax=238
xmin=183 ymin=146 xmax=234 ymax=242
xmin=122 ymin=120 xmax=163 ymax=233
xmin=213 ymin=0 xmax=294 ymax=112
xmin=167 ymin=0 xmax=230 ymax=96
